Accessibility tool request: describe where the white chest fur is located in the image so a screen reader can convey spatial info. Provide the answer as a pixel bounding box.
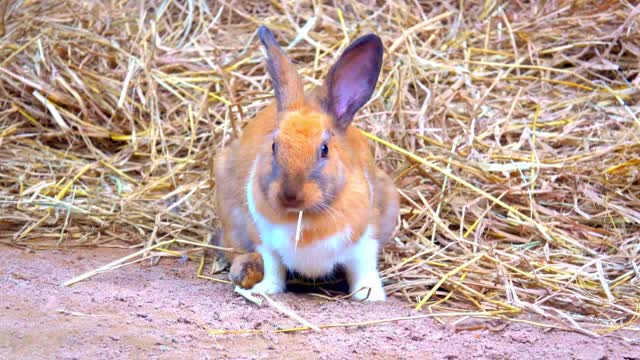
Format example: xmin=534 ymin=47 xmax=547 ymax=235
xmin=246 ymin=160 xmax=360 ymax=278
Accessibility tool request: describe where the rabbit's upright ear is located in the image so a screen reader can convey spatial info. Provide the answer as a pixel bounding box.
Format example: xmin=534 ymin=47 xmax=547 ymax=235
xmin=258 ymin=26 xmax=305 ymax=112
xmin=323 ymin=34 xmax=383 ymax=131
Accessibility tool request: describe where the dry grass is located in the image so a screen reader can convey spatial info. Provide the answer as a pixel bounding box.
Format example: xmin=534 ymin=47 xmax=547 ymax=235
xmin=1 ymin=0 xmax=639 ymax=337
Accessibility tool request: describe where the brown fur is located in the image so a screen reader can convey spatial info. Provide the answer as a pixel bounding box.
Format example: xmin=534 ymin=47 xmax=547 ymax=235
xmin=229 ymin=252 xmax=264 ymax=289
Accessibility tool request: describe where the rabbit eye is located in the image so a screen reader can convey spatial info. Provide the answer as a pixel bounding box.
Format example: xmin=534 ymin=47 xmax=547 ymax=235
xmin=272 ymin=142 xmax=277 ymax=154
xmin=320 ymin=143 xmax=329 ymax=158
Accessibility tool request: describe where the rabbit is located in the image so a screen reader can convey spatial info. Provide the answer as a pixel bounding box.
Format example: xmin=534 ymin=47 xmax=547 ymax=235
xmin=214 ymin=26 xmax=399 ymax=301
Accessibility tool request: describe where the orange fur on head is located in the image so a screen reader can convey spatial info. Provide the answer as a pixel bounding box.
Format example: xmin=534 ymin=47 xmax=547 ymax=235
xmin=276 ymin=109 xmax=327 ymax=176
xmin=255 ymin=106 xmax=347 ymax=219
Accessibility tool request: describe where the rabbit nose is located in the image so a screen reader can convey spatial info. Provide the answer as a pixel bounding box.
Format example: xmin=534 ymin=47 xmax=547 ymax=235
xmin=279 ymin=188 xmax=303 ymax=208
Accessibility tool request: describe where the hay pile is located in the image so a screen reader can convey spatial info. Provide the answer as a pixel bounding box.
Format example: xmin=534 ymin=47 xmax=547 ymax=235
xmin=1 ymin=1 xmax=639 ymax=336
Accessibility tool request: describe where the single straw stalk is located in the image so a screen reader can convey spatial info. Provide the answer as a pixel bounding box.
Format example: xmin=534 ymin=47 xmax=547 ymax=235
xmin=295 ymin=210 xmax=303 ymax=251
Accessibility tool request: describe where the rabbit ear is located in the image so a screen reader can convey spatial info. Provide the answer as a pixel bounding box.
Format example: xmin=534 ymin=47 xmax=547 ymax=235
xmin=258 ymin=26 xmax=304 ymax=112
xmin=323 ymin=34 xmax=383 ymax=131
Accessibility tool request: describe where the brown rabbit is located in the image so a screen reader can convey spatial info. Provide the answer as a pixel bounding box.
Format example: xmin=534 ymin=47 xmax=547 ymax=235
xmin=214 ymin=26 xmax=398 ymax=301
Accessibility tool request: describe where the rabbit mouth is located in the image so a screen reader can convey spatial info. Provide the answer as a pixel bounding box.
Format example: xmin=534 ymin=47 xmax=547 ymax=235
xmin=273 ymin=199 xmax=307 ymax=215
xmin=277 ymin=201 xmax=315 ymax=215
xmin=283 ymin=206 xmax=303 ymax=213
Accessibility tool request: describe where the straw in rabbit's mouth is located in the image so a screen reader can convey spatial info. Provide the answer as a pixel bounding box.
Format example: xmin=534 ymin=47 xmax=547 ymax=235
xmin=295 ymin=210 xmax=303 ymax=251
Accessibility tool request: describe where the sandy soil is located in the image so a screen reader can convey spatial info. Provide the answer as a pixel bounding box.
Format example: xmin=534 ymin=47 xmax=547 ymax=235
xmin=1 ymin=246 xmax=638 ymax=360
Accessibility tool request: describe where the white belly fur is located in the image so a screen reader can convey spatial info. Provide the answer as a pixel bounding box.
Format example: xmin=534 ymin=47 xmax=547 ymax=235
xmin=246 ymin=159 xmax=367 ymax=278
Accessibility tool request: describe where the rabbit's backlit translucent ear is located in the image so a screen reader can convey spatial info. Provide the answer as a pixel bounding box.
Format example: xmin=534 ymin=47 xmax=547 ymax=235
xmin=258 ymin=26 xmax=304 ymax=113
xmin=324 ymin=34 xmax=383 ymax=131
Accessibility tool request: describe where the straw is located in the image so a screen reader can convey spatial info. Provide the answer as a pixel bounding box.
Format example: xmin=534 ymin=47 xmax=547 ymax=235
xmin=295 ymin=210 xmax=303 ymax=250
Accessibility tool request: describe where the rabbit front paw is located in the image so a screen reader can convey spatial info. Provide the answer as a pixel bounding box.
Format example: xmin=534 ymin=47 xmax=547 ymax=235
xmin=350 ymin=273 xmax=386 ymax=301
xmin=250 ymin=278 xmax=286 ymax=295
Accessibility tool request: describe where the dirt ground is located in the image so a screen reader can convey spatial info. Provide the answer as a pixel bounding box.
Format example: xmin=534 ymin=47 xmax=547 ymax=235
xmin=1 ymin=246 xmax=638 ymax=360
